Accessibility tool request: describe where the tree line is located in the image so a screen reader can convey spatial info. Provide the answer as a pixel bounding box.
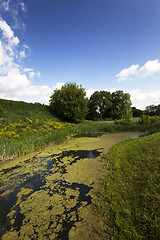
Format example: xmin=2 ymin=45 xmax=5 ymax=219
xmin=144 ymin=104 xmax=160 ymax=116
xmin=49 ymin=82 xmax=133 ymax=123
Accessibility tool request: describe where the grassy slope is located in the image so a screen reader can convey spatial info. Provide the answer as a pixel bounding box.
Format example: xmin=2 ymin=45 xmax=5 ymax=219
xmin=1 ymin=98 xmax=160 ymax=161
xmin=0 ymin=99 xmax=140 ymax=160
xmin=0 ymin=99 xmax=74 ymax=160
xmin=97 ymin=132 xmax=160 ymax=240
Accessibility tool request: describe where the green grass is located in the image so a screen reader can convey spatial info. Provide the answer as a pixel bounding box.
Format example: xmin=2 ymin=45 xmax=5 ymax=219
xmin=1 ymin=98 xmax=160 ymax=161
xmin=96 ymin=132 xmax=160 ymax=240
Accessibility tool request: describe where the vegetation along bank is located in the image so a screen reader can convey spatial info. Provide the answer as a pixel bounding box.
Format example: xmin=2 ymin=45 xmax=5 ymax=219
xmin=96 ymin=132 xmax=160 ymax=239
xmin=1 ymin=94 xmax=160 ymax=161
xmin=0 ymin=82 xmax=160 ymax=239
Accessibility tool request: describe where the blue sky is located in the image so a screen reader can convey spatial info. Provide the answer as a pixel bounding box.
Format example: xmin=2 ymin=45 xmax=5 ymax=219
xmin=0 ymin=0 xmax=160 ymax=109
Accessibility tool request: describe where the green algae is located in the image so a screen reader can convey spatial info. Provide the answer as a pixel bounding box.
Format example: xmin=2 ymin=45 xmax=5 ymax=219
xmin=0 ymin=132 xmax=141 ymax=239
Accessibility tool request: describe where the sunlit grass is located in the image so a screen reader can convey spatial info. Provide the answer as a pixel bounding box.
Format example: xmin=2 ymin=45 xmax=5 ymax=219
xmin=1 ymin=117 xmax=160 ymax=161
xmin=96 ymin=132 xmax=160 ymax=240
xmin=1 ymin=98 xmax=160 ymax=161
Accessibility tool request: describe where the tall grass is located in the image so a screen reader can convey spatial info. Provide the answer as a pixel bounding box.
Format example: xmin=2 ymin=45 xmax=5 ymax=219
xmin=1 ymin=118 xmax=160 ymax=161
xmin=96 ymin=132 xmax=160 ymax=240
xmin=1 ymin=98 xmax=160 ymax=161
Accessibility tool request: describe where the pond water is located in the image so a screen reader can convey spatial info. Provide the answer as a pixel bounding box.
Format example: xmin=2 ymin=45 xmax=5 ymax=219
xmin=0 ymin=147 xmax=102 ymax=239
xmin=0 ymin=132 xmax=141 ymax=239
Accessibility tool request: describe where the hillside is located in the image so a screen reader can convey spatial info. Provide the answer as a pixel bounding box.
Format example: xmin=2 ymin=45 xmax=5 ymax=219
xmin=0 ymin=98 xmax=51 ymax=122
xmin=0 ymin=99 xmax=74 ymax=161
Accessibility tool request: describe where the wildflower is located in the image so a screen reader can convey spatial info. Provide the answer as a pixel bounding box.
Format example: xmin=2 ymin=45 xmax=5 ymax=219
xmin=14 ymin=134 xmax=19 ymax=138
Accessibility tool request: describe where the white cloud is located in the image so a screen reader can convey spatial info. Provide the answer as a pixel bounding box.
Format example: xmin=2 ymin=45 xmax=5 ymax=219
xmin=0 ymin=19 xmax=19 ymax=46
xmin=105 ymin=88 xmax=120 ymax=93
xmin=53 ymin=82 xmax=64 ymax=90
xmin=23 ymin=68 xmax=34 ymax=73
xmin=28 ymin=71 xmax=41 ymax=79
xmin=0 ymin=18 xmax=61 ymax=105
xmin=129 ymin=89 xmax=160 ymax=110
xmin=19 ymin=50 xmax=26 ymax=58
xmin=0 ymin=68 xmax=30 ymax=92
xmin=86 ymin=89 xmax=95 ymax=98
xmin=116 ymin=59 xmax=160 ymax=82
xmin=116 ymin=64 xmax=139 ymax=82
xmin=136 ymin=59 xmax=160 ymax=78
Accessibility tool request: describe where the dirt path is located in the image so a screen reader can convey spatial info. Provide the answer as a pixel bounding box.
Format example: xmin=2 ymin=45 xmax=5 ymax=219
xmin=0 ymin=132 xmax=140 ymax=239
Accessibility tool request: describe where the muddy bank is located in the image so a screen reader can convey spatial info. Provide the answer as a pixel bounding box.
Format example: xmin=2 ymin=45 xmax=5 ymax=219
xmin=0 ymin=132 xmax=140 ymax=239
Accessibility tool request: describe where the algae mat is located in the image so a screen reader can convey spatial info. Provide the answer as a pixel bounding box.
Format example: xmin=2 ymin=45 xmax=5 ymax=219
xmin=0 ymin=132 xmax=140 ymax=239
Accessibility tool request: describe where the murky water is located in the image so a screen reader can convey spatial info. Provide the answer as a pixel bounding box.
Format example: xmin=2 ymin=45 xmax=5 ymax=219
xmin=0 ymin=132 xmax=141 ymax=239
xmin=0 ymin=148 xmax=101 ymax=239
xmin=73 ymin=133 xmax=103 ymax=138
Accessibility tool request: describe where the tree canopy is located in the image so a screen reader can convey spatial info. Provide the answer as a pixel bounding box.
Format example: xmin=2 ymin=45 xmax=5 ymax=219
xmin=111 ymin=91 xmax=132 ymax=119
xmin=145 ymin=104 xmax=160 ymax=116
xmin=132 ymin=107 xmax=143 ymax=117
xmin=49 ymin=82 xmax=88 ymax=123
xmin=87 ymin=91 xmax=112 ymax=120
xmin=87 ymin=90 xmax=132 ymax=120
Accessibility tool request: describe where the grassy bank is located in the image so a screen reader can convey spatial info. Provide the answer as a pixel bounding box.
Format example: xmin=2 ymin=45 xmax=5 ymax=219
xmin=0 ymin=119 xmax=149 ymax=161
xmin=96 ymin=132 xmax=160 ymax=239
xmin=1 ymin=98 xmax=160 ymax=161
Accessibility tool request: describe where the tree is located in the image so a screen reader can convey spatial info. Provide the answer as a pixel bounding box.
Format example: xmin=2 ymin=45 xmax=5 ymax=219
xmin=111 ymin=91 xmax=132 ymax=119
xmin=49 ymin=82 xmax=88 ymax=123
xmin=87 ymin=91 xmax=112 ymax=120
xmin=132 ymin=107 xmax=143 ymax=117
xmin=145 ymin=104 xmax=160 ymax=116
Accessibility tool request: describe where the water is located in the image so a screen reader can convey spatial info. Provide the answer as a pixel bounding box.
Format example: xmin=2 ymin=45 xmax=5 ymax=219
xmin=74 ymin=133 xmax=103 ymax=138
xmin=0 ymin=148 xmax=102 ymax=239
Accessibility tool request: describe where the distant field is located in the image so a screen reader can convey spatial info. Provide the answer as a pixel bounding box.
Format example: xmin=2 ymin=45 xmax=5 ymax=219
xmin=97 ymin=132 xmax=160 ymax=240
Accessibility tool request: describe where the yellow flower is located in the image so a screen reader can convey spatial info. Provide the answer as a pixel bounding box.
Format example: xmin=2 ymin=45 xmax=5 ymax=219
xmin=35 ymin=119 xmax=39 ymax=124
xmin=14 ymin=134 xmax=19 ymax=138
xmin=6 ymin=131 xmax=16 ymax=138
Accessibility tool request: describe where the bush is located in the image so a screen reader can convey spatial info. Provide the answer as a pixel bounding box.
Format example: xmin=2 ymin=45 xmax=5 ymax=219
xmin=114 ymin=118 xmax=132 ymax=125
xmin=140 ymin=115 xmax=151 ymax=125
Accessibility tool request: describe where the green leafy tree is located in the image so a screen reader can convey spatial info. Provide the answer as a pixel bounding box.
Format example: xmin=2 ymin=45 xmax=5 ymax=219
xmin=49 ymin=82 xmax=88 ymax=123
xmin=87 ymin=91 xmax=112 ymax=120
xmin=145 ymin=104 xmax=160 ymax=116
xmin=111 ymin=90 xmax=132 ymax=119
xmin=132 ymin=107 xmax=143 ymax=117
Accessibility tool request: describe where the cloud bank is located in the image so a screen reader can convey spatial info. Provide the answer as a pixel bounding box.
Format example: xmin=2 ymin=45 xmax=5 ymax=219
xmin=116 ymin=59 xmax=160 ymax=82
xmin=129 ymin=89 xmax=160 ymax=110
xmin=0 ymin=18 xmax=64 ymax=104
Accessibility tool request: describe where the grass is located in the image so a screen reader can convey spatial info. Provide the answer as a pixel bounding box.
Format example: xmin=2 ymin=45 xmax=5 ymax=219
xmin=1 ymin=99 xmax=160 ymax=238
xmin=1 ymin=98 xmax=160 ymax=161
xmin=96 ymin=132 xmax=160 ymax=240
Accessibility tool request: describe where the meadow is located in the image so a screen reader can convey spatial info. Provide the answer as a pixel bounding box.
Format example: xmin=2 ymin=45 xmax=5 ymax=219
xmin=96 ymin=132 xmax=160 ymax=239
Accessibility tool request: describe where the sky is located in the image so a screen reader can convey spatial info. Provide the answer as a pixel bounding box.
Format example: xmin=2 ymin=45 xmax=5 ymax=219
xmin=0 ymin=0 xmax=160 ymax=110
